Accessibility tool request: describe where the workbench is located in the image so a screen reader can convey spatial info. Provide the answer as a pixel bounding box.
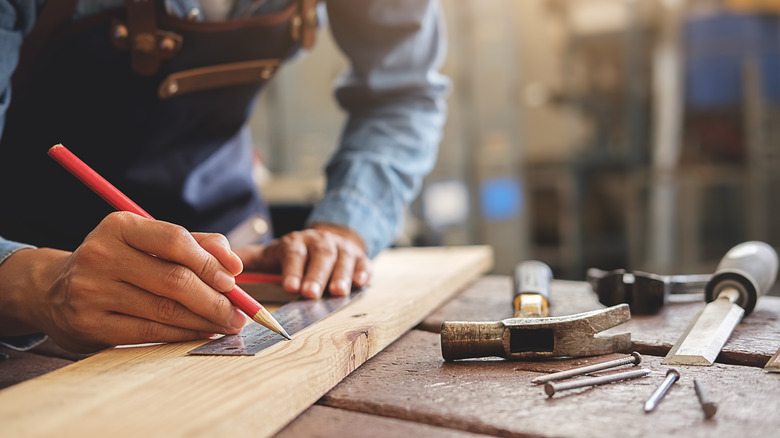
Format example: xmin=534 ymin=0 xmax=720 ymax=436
xmin=3 ymin=258 xmax=780 ymax=437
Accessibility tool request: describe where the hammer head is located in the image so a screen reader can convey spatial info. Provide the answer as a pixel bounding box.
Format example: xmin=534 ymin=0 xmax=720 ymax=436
xmin=441 ymin=304 xmax=632 ymax=361
xmin=587 ymin=268 xmax=667 ymax=314
xmin=501 ymin=304 xmax=632 ymax=359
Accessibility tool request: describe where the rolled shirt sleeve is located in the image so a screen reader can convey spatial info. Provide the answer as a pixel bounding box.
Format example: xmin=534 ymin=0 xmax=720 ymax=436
xmin=306 ymin=0 xmax=449 ymax=258
xmin=0 ymin=236 xmax=35 ymax=266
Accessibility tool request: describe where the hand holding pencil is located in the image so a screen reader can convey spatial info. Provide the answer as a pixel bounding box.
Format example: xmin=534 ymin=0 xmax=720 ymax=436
xmin=39 ymin=144 xmax=289 ymax=351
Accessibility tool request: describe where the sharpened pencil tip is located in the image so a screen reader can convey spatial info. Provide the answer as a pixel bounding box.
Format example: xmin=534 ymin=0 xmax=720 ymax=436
xmin=251 ymin=307 xmax=291 ymax=340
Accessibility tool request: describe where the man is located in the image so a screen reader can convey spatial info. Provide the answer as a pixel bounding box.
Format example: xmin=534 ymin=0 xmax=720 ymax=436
xmin=0 ymin=0 xmax=447 ymax=352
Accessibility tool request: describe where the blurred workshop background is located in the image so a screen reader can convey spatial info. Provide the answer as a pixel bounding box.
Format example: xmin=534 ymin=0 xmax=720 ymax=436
xmin=249 ymin=0 xmax=780 ymax=281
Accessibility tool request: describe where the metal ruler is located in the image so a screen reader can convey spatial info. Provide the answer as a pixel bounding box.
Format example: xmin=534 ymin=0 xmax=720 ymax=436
xmin=188 ymin=291 xmax=362 ymax=356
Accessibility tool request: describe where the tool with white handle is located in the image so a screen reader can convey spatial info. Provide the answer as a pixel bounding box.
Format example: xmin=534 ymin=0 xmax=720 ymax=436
xmin=663 ymin=241 xmax=778 ymax=366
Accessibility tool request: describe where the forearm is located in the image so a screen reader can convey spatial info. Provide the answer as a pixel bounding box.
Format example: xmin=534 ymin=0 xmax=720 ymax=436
xmin=314 ymin=0 xmax=449 ymax=258
xmin=0 ymin=242 xmax=67 ymax=337
xmin=306 ymin=100 xmax=444 ymax=257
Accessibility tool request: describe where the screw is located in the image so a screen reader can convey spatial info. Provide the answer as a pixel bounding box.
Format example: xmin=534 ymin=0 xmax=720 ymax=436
xmin=544 ymin=367 xmax=650 ymax=397
xmin=644 ymin=368 xmax=680 ymax=413
xmin=532 ymin=352 xmax=642 ymax=385
xmin=694 ymin=378 xmax=717 ymax=419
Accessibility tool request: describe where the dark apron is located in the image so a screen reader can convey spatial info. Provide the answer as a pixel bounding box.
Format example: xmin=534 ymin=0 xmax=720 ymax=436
xmin=0 ymin=0 xmax=317 ymax=250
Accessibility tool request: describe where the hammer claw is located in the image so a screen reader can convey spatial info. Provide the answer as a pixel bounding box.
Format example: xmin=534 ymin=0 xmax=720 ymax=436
xmin=441 ymin=304 xmax=632 ymax=361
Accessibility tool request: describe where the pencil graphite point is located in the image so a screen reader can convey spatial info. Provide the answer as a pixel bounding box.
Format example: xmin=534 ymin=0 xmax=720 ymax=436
xmin=252 ymin=306 xmax=292 ymax=340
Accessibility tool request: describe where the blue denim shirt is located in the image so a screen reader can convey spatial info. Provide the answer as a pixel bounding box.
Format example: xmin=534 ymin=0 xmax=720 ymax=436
xmin=0 ymin=0 xmax=448 ymax=261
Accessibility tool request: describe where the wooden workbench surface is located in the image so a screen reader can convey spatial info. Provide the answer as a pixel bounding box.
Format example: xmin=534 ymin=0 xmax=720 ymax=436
xmin=4 ymin=271 xmax=778 ymax=437
xmin=275 ymin=275 xmax=780 ymax=437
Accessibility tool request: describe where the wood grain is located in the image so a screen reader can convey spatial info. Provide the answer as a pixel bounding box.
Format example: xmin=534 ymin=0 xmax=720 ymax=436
xmin=422 ymin=276 xmax=780 ymax=366
xmin=0 ymin=246 xmax=493 ymax=438
xmin=321 ymin=329 xmax=780 ymax=438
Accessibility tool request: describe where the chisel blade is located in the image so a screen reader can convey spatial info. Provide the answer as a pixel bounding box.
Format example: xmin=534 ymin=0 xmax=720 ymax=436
xmin=764 ymin=347 xmax=780 ymax=373
xmin=663 ymin=297 xmax=744 ymax=366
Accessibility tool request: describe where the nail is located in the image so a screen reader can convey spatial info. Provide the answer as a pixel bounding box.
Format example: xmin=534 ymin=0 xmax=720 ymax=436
xmin=304 ymin=281 xmax=322 ymax=299
xmin=694 ymin=378 xmax=717 ymax=419
xmin=544 ymin=368 xmax=651 ymax=397
xmin=644 ymin=368 xmax=680 ymax=413
xmin=532 ymin=352 xmax=642 ymax=385
xmin=230 ymin=251 xmax=244 ymax=275
xmin=330 ymin=279 xmax=349 ymax=296
xmin=214 ymin=270 xmax=235 ymax=292
xmin=229 ymin=309 xmax=247 ymax=330
xmin=284 ymin=276 xmax=301 ymax=292
xmin=356 ymin=270 xmax=369 ymax=286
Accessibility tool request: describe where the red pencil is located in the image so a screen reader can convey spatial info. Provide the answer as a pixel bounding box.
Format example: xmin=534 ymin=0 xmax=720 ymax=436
xmin=48 ymin=144 xmax=291 ymax=340
xmin=236 ymin=272 xmax=283 ymax=284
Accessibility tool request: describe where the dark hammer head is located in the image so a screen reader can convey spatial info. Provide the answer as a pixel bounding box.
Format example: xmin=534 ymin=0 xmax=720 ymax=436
xmin=587 ymin=268 xmax=667 ymax=315
xmin=441 ymin=304 xmax=632 ymax=361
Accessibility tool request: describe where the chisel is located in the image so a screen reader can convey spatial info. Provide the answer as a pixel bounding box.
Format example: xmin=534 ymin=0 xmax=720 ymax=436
xmin=764 ymin=347 xmax=780 ymax=373
xmin=513 ymin=261 xmax=553 ymax=318
xmin=663 ymin=241 xmax=778 ymax=366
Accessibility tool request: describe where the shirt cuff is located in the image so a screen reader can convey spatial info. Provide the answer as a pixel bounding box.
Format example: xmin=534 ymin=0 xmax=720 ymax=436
xmin=0 ymin=237 xmax=35 ymax=266
xmin=0 ymin=239 xmax=42 ymax=354
xmin=0 ymin=333 xmax=47 ymax=352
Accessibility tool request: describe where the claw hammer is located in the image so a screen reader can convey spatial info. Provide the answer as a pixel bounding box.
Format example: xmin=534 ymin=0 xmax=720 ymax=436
xmin=441 ymin=305 xmax=632 ymax=360
xmin=441 ymin=260 xmax=632 ymax=360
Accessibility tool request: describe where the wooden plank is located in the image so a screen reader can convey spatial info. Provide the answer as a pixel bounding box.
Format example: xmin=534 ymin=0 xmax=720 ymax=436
xmin=0 ymin=246 xmax=493 ymax=438
xmin=322 ymin=329 xmax=780 ymax=438
xmin=276 ymin=405 xmax=493 ymax=438
xmin=422 ymin=277 xmax=780 ymax=366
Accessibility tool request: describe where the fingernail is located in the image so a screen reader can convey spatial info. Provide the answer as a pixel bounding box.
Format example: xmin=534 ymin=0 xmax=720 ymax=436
xmin=215 ymin=270 xmax=236 ymax=292
xmin=330 ymin=279 xmax=349 ymax=296
xmin=304 ymin=282 xmax=322 ymax=299
xmin=200 ymin=332 xmax=216 ymax=339
xmin=356 ymin=271 xmax=369 ymax=286
xmin=230 ymin=251 xmax=244 ymax=275
xmin=229 ymin=309 xmax=246 ymax=330
xmin=284 ymin=276 xmax=301 ymax=292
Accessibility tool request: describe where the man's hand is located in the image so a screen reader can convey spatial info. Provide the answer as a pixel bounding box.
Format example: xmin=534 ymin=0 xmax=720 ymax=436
xmin=234 ymin=224 xmax=371 ymax=299
xmin=0 ymin=212 xmax=247 ymax=353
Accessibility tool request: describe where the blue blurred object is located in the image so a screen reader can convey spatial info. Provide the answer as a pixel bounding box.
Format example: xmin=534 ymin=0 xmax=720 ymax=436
xmin=479 ymin=176 xmax=523 ymax=221
xmin=685 ymin=12 xmax=780 ymax=108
